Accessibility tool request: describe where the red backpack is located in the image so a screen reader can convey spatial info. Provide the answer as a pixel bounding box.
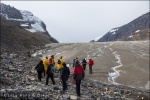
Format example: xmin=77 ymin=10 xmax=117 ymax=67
xmin=89 ymin=59 xmax=94 ymax=65
xmin=49 ymin=58 xmax=53 ymax=64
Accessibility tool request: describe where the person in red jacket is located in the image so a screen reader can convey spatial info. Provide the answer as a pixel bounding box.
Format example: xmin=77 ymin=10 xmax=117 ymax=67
xmin=73 ymin=60 xmax=84 ymax=97
xmin=88 ymin=58 xmax=94 ymax=74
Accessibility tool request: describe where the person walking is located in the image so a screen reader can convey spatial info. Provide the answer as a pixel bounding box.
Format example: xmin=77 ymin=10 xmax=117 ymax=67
xmin=60 ymin=62 xmax=70 ymax=92
xmin=72 ymin=57 xmax=78 ymax=67
xmin=73 ymin=60 xmax=84 ymax=97
xmin=57 ymin=59 xmax=63 ymax=71
xmin=82 ymin=58 xmax=87 ymax=70
xmin=57 ymin=56 xmax=64 ymax=71
xmin=49 ymin=55 xmax=55 ymax=66
xmin=49 ymin=55 xmax=56 ymax=72
xmin=46 ymin=64 xmax=55 ymax=85
xmin=58 ymin=56 xmax=64 ymax=63
xmin=42 ymin=57 xmax=49 ymax=76
xmin=72 ymin=59 xmax=76 ymax=68
xmin=88 ymin=58 xmax=94 ymax=74
xmin=35 ymin=60 xmax=44 ymax=81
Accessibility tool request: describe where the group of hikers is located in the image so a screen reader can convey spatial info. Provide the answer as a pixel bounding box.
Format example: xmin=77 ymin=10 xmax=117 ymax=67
xmin=35 ymin=55 xmax=94 ymax=97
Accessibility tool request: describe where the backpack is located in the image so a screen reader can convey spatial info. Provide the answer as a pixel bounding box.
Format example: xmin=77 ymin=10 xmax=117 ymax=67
xmin=89 ymin=59 xmax=94 ymax=65
xmin=58 ymin=59 xmax=61 ymax=64
xmin=49 ymin=58 xmax=53 ymax=64
xmin=73 ymin=66 xmax=84 ymax=80
xmin=61 ymin=67 xmax=70 ymax=81
xmin=91 ymin=60 xmax=94 ymax=65
xmin=37 ymin=63 xmax=44 ymax=72
xmin=47 ymin=65 xmax=54 ymax=75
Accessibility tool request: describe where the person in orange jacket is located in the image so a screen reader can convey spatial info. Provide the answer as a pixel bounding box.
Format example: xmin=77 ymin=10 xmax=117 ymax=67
xmin=88 ymin=58 xmax=94 ymax=74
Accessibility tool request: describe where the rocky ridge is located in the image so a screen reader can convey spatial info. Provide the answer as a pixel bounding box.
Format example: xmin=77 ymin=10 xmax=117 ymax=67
xmin=0 ymin=3 xmax=46 ymax=33
xmin=0 ymin=3 xmax=58 ymax=44
xmin=0 ymin=45 xmax=149 ymax=100
xmin=91 ymin=12 xmax=149 ymax=42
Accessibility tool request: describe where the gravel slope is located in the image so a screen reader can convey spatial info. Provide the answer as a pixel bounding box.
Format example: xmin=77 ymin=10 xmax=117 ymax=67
xmin=1 ymin=41 xmax=149 ymax=99
xmin=40 ymin=41 xmax=149 ymax=90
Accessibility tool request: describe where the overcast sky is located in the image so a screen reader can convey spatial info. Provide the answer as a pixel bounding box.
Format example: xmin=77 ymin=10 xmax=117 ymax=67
xmin=2 ymin=1 xmax=149 ymax=43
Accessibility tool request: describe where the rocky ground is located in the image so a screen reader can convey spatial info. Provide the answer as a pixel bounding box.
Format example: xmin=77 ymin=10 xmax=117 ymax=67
xmin=0 ymin=41 xmax=149 ymax=100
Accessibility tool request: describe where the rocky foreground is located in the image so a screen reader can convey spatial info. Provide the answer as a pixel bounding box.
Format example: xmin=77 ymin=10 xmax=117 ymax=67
xmin=0 ymin=49 xmax=149 ymax=100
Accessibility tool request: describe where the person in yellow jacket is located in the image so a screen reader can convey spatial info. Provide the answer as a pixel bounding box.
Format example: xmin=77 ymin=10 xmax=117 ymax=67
xmin=57 ymin=60 xmax=63 ymax=71
xmin=42 ymin=57 xmax=49 ymax=76
xmin=57 ymin=56 xmax=64 ymax=71
xmin=58 ymin=56 xmax=64 ymax=63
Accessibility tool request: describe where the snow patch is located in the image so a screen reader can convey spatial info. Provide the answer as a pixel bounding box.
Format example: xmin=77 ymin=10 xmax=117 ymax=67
xmin=32 ymin=51 xmax=43 ymax=57
xmin=108 ymin=72 xmax=118 ymax=78
xmin=108 ymin=50 xmax=123 ymax=85
xmin=98 ymin=48 xmax=104 ymax=53
xmin=20 ymin=23 xmax=29 ymax=27
xmin=109 ymin=48 xmax=113 ymax=51
xmin=20 ymin=10 xmax=46 ymax=33
xmin=55 ymin=53 xmax=61 ymax=55
xmin=94 ymin=36 xmax=101 ymax=41
xmin=104 ymin=46 xmax=108 ymax=48
xmin=109 ymin=28 xmax=119 ymax=33
xmin=112 ymin=32 xmax=116 ymax=35
xmin=1 ymin=9 xmax=46 ymax=33
xmin=135 ymin=30 xmax=140 ymax=33
xmin=0 ymin=13 xmax=9 ymax=19
xmin=128 ymin=35 xmax=133 ymax=38
xmin=32 ymin=53 xmax=37 ymax=57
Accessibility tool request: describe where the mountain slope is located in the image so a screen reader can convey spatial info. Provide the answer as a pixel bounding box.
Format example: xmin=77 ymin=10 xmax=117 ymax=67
xmin=93 ymin=12 xmax=149 ymax=42
xmin=0 ymin=3 xmax=47 ymax=33
xmin=0 ymin=3 xmax=58 ymax=54
xmin=0 ymin=17 xmax=50 ymax=53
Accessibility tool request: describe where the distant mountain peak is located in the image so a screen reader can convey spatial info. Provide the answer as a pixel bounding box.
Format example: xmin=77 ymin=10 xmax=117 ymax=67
xmin=20 ymin=10 xmax=46 ymax=32
xmin=0 ymin=3 xmax=59 ymax=46
xmin=0 ymin=3 xmax=23 ymax=19
xmin=91 ymin=12 xmax=150 ymax=42
xmin=0 ymin=3 xmax=46 ymax=33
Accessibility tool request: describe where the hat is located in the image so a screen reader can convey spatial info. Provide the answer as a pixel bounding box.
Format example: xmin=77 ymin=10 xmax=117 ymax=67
xmin=75 ymin=60 xmax=79 ymax=64
xmin=51 ymin=55 xmax=54 ymax=57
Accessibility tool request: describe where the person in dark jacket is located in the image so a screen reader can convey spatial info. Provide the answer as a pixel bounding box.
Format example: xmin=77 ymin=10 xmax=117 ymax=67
xmin=82 ymin=58 xmax=87 ymax=70
xmin=35 ymin=60 xmax=44 ymax=81
xmin=72 ymin=57 xmax=78 ymax=68
xmin=60 ymin=62 xmax=70 ymax=91
xmin=72 ymin=59 xmax=76 ymax=68
xmin=73 ymin=60 xmax=84 ymax=97
xmin=46 ymin=64 xmax=55 ymax=85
